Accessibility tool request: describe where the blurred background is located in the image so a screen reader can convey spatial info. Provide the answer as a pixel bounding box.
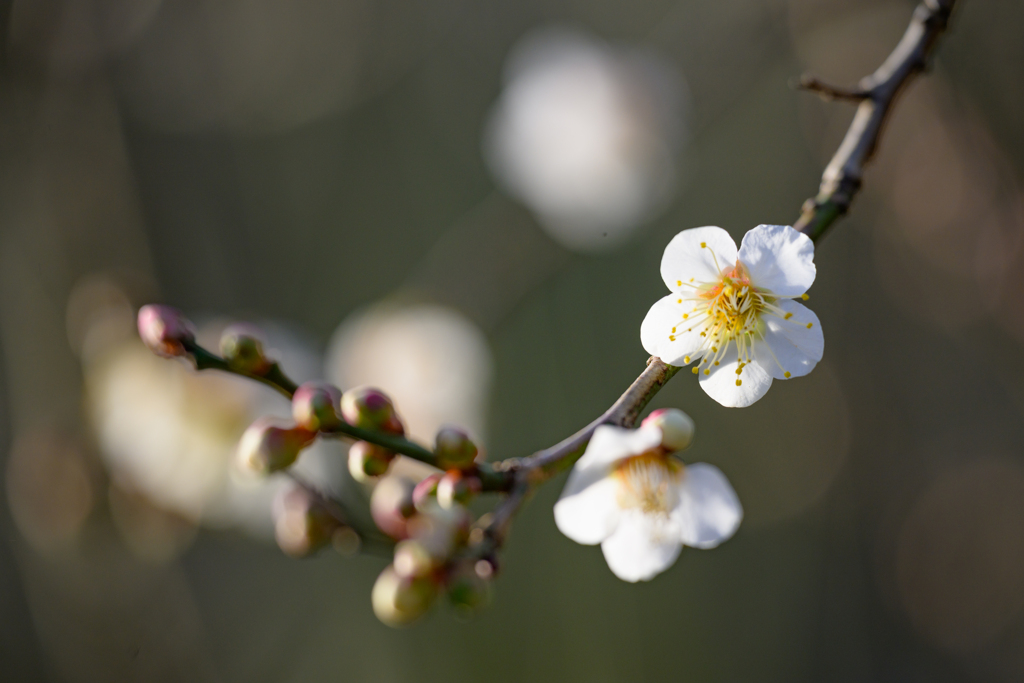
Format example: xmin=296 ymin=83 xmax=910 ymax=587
xmin=1 ymin=0 xmax=1023 ymax=680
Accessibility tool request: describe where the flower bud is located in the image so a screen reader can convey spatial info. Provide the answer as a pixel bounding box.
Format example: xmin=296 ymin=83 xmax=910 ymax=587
xmin=393 ymin=539 xmax=435 ymax=579
xmin=219 ymin=323 xmax=271 ymax=374
xmin=407 ymin=503 xmax=471 ymax=561
xmin=292 ymin=382 xmax=342 ymax=432
xmin=412 ymin=473 xmax=444 ymax=511
xmin=237 ymin=417 xmax=316 ymax=475
xmin=340 ymin=387 xmax=404 ymax=434
xmin=371 ymin=565 xmax=437 ymax=628
xmin=436 ymin=470 xmax=481 ymax=510
xmin=446 ymin=562 xmax=492 ymax=615
xmin=369 ymin=475 xmax=416 ymax=539
xmin=137 ymin=304 xmax=194 ymax=358
xmin=642 ymin=408 xmax=695 ymax=452
xmin=273 ymin=486 xmax=341 ymax=558
xmin=347 ymin=441 xmax=395 ymax=484
xmin=434 ymin=426 xmax=478 ymax=470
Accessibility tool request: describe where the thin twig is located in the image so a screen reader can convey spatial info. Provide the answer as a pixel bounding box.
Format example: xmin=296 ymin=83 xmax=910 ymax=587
xmin=793 ymin=0 xmax=957 ymax=242
xmin=796 ymin=75 xmax=869 ymax=103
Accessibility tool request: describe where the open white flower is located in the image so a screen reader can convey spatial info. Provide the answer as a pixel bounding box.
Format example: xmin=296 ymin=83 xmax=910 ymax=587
xmin=641 ymin=224 xmax=824 ymax=407
xmin=554 ymin=421 xmax=741 ymax=583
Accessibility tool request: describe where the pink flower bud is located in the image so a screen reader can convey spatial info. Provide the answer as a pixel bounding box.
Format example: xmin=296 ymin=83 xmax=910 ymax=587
xmin=641 ymin=408 xmax=696 ymax=452
xmin=436 ymin=470 xmax=481 ymax=510
xmin=407 ymin=503 xmax=471 ymax=561
xmin=292 ymin=382 xmax=342 ymax=432
xmin=237 ymin=417 xmax=316 ymax=475
xmin=340 ymin=387 xmax=404 ymax=434
xmin=369 ymin=476 xmax=416 ymax=540
xmin=434 ymin=426 xmax=478 ymax=470
xmin=347 ymin=441 xmax=395 ymax=484
xmin=137 ymin=304 xmax=194 ymax=358
xmin=272 ymin=486 xmax=342 ymax=558
xmin=412 ymin=473 xmax=444 ymax=512
xmin=371 ymin=565 xmax=437 ymax=627
xmin=219 ymin=323 xmax=271 ymax=374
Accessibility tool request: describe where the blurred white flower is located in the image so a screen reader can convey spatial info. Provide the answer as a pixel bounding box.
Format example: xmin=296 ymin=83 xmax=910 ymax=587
xmin=641 ymin=225 xmax=824 ymax=407
xmin=484 ymin=26 xmax=687 ymax=252
xmin=85 ymin=318 xmax=344 ymax=540
xmin=326 ymin=303 xmax=492 ymax=445
xmin=554 ymin=423 xmax=741 ymax=582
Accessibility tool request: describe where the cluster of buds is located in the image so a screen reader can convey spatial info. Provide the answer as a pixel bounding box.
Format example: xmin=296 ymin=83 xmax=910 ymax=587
xmin=369 ymin=425 xmax=494 ymax=626
xmin=342 ymin=387 xmax=405 ymax=483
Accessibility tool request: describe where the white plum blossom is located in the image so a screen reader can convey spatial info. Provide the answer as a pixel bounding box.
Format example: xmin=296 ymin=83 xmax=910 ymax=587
xmin=641 ymin=224 xmax=824 ymax=407
xmin=554 ymin=418 xmax=741 ymax=583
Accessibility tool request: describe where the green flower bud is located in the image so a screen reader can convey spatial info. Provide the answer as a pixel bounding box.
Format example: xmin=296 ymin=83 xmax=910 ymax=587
xmin=219 ymin=323 xmax=271 ymax=374
xmin=434 ymin=426 xmax=478 ymax=470
xmin=273 ymin=486 xmax=341 ymax=558
xmin=436 ymin=471 xmax=481 ymax=510
xmin=393 ymin=539 xmax=435 ymax=579
xmin=372 ymin=565 xmax=437 ymax=627
xmin=292 ymin=382 xmax=342 ymax=432
xmin=641 ymin=408 xmax=695 ymax=452
xmin=347 ymin=441 xmax=395 ymax=484
xmin=369 ymin=475 xmax=416 ymax=539
xmin=137 ymin=304 xmax=195 ymax=358
xmin=237 ymin=417 xmax=315 ymax=475
xmin=340 ymin=387 xmax=404 ymax=434
xmin=446 ymin=562 xmax=492 ymax=615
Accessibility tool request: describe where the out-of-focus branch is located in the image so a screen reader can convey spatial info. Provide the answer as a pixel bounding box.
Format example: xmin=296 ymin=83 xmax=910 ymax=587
xmin=793 ymin=0 xmax=957 ymax=242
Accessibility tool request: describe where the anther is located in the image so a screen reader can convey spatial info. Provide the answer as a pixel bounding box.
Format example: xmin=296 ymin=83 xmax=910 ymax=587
xmin=784 ymin=312 xmax=793 ymax=320
xmin=735 ymin=379 xmax=742 ymax=386
xmin=806 ymin=322 xmax=813 ymax=329
xmin=801 ymin=293 xmax=809 ymax=300
xmin=703 ymin=369 xmax=710 ymax=376
xmin=683 ymin=356 xmax=690 ymax=364
xmin=677 ymin=280 xmax=682 ymax=286
xmin=692 ymin=367 xmax=699 ymax=374
xmin=669 ymin=335 xmax=676 ymax=341
xmin=700 ymin=242 xmax=707 ymax=248
xmin=784 ymin=371 xmax=791 ymax=378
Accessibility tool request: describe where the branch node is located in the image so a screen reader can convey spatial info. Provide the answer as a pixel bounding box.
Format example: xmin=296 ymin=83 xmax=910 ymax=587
xmin=796 ymin=74 xmax=870 ymax=103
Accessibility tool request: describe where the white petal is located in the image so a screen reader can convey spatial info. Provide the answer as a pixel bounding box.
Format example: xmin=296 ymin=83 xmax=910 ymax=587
xmin=600 ymin=510 xmax=683 ymax=582
xmin=674 ymin=463 xmax=742 ymax=549
xmin=554 ymin=475 xmax=621 ymax=545
xmin=697 ymin=345 xmax=773 ymax=407
xmin=640 ymin=294 xmax=707 ymax=365
xmin=758 ymin=300 xmax=824 ymax=379
xmin=737 ymin=224 xmax=815 ymax=297
xmin=660 ymin=226 xmax=738 ymax=291
xmin=575 ymin=424 xmax=662 ymax=471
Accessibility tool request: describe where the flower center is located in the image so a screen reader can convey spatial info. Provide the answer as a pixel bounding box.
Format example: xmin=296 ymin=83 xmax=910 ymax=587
xmin=614 ymin=453 xmax=683 ymax=515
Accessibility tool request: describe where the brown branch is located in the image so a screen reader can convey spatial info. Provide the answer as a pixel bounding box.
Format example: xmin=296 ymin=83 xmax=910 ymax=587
xmin=793 ymin=0 xmax=957 ymax=242
xmin=796 ymin=75 xmax=869 ymax=103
